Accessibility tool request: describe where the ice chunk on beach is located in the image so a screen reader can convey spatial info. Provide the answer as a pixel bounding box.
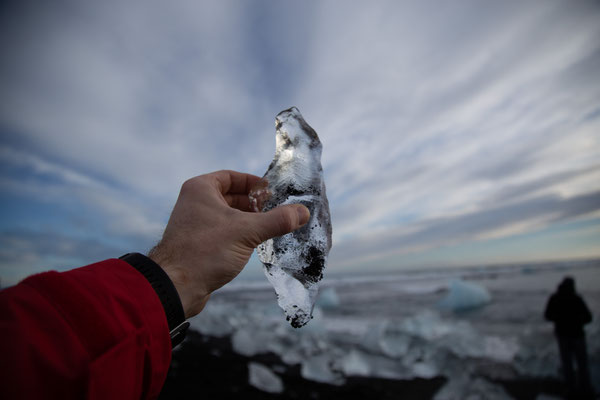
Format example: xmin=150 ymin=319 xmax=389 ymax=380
xmin=398 ymin=310 xmax=456 ymax=340
xmin=380 ymin=331 xmax=411 ymax=358
xmin=360 ymin=321 xmax=389 ymax=354
xmin=249 ymin=107 xmax=332 ymax=328
xmin=189 ymin=302 xmax=237 ymax=337
xmin=316 ymin=287 xmax=340 ymax=309
xmin=248 ymin=362 xmax=284 ymax=394
xmin=438 ymin=279 xmax=491 ymax=312
xmin=483 ymin=336 xmax=520 ymax=363
xmin=340 ymin=350 xmax=371 ymax=377
xmin=434 ymin=376 xmax=514 ymax=400
xmin=301 ymin=353 xmax=344 ymax=385
xmin=360 ymin=320 xmax=411 ymax=358
xmin=232 ymin=329 xmax=270 ymax=357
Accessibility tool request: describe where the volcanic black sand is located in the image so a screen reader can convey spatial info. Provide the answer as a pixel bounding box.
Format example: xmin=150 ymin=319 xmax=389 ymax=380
xmin=159 ymin=330 xmax=569 ymax=400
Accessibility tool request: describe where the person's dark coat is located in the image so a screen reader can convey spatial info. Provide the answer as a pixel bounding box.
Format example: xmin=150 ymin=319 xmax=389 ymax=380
xmin=544 ymin=277 xmax=592 ymax=337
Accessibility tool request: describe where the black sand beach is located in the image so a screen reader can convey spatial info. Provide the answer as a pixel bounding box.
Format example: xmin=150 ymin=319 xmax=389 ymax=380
xmin=159 ymin=330 xmax=568 ymax=400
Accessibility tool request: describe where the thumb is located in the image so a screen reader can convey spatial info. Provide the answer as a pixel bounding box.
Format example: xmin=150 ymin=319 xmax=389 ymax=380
xmin=251 ymin=204 xmax=310 ymax=243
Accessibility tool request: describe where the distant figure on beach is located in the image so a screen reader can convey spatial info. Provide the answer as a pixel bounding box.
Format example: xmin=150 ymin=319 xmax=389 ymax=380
xmin=544 ymin=277 xmax=593 ymax=399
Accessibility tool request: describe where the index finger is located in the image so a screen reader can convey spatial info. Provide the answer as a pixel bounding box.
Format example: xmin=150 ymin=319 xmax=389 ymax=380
xmin=210 ymin=170 xmax=262 ymax=195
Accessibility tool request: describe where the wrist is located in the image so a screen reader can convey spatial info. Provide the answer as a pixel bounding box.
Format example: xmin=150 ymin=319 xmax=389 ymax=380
xmin=147 ymin=246 xmax=210 ymax=318
xmin=119 ymin=252 xmax=189 ymax=347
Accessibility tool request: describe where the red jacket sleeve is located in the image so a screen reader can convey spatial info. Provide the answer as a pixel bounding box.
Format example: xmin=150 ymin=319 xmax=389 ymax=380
xmin=0 ymin=259 xmax=172 ymax=399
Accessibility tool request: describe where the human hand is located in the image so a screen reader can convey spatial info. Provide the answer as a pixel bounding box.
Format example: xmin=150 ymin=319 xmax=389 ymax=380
xmin=148 ymin=170 xmax=310 ymax=318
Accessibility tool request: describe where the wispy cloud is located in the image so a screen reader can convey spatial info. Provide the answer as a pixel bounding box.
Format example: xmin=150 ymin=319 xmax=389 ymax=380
xmin=0 ymin=229 xmax=124 ymax=287
xmin=294 ymin=0 xmax=600 ymax=251
xmin=330 ymin=190 xmax=600 ymax=269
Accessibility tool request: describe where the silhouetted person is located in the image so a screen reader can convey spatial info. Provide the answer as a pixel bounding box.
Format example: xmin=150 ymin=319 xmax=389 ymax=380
xmin=544 ymin=277 xmax=593 ymax=399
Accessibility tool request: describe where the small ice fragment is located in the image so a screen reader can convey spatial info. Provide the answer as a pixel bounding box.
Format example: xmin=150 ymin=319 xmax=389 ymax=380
xmin=188 ymin=302 xmax=235 ymax=337
xmin=300 ymin=354 xmax=344 ymax=385
xmin=232 ymin=329 xmax=264 ymax=357
xmin=438 ymin=279 xmax=491 ymax=312
xmin=248 ymin=362 xmax=284 ymax=394
xmin=411 ymin=361 xmax=438 ymax=379
xmin=483 ymin=336 xmax=520 ymax=363
xmin=434 ymin=377 xmax=513 ymax=400
xmin=360 ymin=321 xmax=388 ymax=353
xmin=340 ymin=350 xmax=371 ymax=377
xmin=399 ymin=310 xmax=454 ymax=340
xmin=380 ymin=330 xmax=411 ymax=358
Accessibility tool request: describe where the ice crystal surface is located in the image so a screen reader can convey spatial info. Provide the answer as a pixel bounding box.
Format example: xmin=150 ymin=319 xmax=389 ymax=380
xmin=249 ymin=107 xmax=332 ymax=327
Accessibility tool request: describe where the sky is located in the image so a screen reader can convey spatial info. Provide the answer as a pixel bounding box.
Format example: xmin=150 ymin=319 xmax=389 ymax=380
xmin=1 ymin=0 xmax=599 ymax=286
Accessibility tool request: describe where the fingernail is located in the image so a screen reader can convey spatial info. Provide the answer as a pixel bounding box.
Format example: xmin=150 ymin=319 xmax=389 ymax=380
xmin=297 ymin=205 xmax=310 ymax=226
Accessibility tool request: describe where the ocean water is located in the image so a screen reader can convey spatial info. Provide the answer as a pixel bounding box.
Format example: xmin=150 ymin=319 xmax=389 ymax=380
xmin=189 ymin=259 xmax=600 ymax=398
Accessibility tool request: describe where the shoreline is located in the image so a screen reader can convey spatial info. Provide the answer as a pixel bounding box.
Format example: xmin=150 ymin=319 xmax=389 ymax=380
xmin=159 ymin=330 xmax=567 ymax=399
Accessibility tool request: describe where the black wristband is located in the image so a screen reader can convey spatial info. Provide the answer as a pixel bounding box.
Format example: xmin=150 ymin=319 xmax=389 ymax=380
xmin=119 ymin=252 xmax=189 ymax=348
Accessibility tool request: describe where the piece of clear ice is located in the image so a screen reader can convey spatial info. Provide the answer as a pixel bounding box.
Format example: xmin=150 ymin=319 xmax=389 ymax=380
xmin=249 ymin=107 xmax=332 ymax=327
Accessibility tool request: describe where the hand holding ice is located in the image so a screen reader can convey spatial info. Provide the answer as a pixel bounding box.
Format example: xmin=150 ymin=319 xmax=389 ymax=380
xmin=249 ymin=107 xmax=332 ymax=328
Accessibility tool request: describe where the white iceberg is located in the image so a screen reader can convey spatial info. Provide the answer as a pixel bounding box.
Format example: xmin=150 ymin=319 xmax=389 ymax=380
xmin=316 ymin=287 xmax=340 ymax=309
xmin=438 ymin=279 xmax=491 ymax=311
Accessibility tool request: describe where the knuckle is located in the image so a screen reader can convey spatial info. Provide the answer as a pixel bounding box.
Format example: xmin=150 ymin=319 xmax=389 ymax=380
xmin=180 ymin=177 xmax=197 ymax=193
xmin=181 ymin=175 xmax=210 ymax=194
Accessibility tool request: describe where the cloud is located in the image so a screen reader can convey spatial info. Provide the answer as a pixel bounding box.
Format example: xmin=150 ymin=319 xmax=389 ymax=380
xmin=0 ymin=0 xmax=282 ymax=196
xmin=0 ymin=144 xmax=166 ymax=242
xmin=291 ymin=0 xmax=600 ymax=247
xmin=0 ymin=229 xmax=125 ymax=287
xmin=330 ymin=190 xmax=600 ymax=269
xmin=1 ymin=0 xmax=599 ymax=283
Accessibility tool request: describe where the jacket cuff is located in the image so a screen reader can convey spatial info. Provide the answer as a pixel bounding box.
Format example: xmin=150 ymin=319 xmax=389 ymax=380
xmin=119 ymin=253 xmax=188 ymax=347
